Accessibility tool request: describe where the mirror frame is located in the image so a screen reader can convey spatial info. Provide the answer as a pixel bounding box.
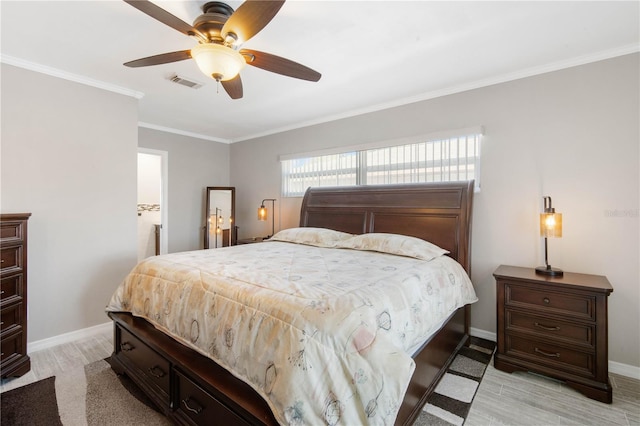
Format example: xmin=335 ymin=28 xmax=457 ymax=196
xmin=204 ymin=186 xmax=236 ymax=249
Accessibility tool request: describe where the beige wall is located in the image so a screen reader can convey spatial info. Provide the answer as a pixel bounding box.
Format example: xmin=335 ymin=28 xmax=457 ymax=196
xmin=0 ymin=65 xmax=230 ymax=343
xmin=231 ymin=54 xmax=640 ymax=368
xmin=138 ymin=128 xmax=230 ymax=253
xmin=1 ymin=64 xmax=139 ymax=342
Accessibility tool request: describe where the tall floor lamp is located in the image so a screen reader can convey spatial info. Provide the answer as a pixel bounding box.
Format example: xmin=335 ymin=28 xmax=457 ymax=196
xmin=535 ymin=196 xmax=563 ymax=277
xmin=258 ymin=198 xmax=277 ymax=239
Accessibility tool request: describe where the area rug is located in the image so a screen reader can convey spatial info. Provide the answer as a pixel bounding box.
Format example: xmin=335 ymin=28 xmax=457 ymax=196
xmin=1 ymin=337 xmax=494 ymax=425
xmin=414 ymin=336 xmax=496 ymax=426
xmin=1 ymin=358 xmax=171 ymax=426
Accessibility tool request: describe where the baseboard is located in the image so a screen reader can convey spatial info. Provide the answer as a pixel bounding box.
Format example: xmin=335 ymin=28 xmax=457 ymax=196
xmin=470 ymin=327 xmax=496 ymax=342
xmin=469 ymin=327 xmax=640 ymax=380
xmin=609 ymin=360 xmax=640 ymax=380
xmin=27 ymin=321 xmax=112 ymax=353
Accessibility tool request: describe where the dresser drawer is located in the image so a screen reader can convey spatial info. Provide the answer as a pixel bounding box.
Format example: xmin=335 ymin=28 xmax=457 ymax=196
xmin=505 ymin=335 xmax=595 ymax=379
xmin=1 ymin=274 xmax=23 ymax=306
xmin=505 ymin=282 xmax=595 ymax=320
xmin=1 ymin=304 xmax=23 ymax=335
xmin=117 ymin=326 xmax=171 ymax=405
xmin=175 ymin=369 xmax=251 ymax=426
xmin=1 ymin=330 xmax=25 ymax=364
xmin=506 ymin=310 xmax=594 ymax=348
xmin=0 ymin=221 xmax=25 ymax=244
xmin=0 ymin=246 xmax=23 ymax=275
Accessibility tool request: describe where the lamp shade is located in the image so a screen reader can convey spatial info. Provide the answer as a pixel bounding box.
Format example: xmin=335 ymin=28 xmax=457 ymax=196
xmin=191 ymin=43 xmax=246 ymax=82
xmin=258 ymin=205 xmax=267 ymax=221
xmin=540 ymin=212 xmax=562 ymax=238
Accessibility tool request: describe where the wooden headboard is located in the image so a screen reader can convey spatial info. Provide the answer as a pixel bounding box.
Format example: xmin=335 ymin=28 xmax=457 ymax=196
xmin=299 ymin=181 xmax=474 ymax=273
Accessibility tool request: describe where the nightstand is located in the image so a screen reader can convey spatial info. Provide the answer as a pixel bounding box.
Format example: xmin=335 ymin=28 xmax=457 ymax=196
xmin=493 ymin=265 xmax=613 ymax=403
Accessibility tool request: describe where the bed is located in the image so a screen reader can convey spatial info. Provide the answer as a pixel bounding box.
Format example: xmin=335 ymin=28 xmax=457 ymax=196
xmin=106 ymin=181 xmax=475 ymax=425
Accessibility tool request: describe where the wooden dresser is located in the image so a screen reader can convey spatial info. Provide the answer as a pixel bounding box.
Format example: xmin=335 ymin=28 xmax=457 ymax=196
xmin=1 ymin=213 xmax=31 ymax=378
xmin=494 ymin=265 xmax=613 ymax=403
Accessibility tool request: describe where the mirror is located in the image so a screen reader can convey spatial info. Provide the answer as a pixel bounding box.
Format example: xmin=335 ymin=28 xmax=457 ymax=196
xmin=205 ymin=186 xmax=236 ymax=249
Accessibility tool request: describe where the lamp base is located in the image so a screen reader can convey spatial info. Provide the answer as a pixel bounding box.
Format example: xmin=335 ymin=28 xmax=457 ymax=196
xmin=535 ymin=265 xmax=564 ymax=277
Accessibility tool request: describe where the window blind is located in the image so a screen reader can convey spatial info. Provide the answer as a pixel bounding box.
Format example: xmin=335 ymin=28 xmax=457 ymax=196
xmin=281 ymin=129 xmax=482 ymax=197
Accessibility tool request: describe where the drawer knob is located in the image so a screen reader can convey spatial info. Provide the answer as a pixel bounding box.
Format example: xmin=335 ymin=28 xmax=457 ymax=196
xmin=148 ymin=365 xmax=166 ymax=378
xmin=120 ymin=341 xmax=135 ymax=352
xmin=534 ymin=347 xmax=560 ymax=358
xmin=543 ymin=297 xmax=550 ymax=304
xmin=182 ymin=397 xmax=203 ymax=415
xmin=534 ymin=322 xmax=560 ymax=331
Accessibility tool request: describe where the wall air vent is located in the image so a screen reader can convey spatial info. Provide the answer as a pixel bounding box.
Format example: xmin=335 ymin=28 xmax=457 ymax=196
xmin=169 ymin=75 xmax=204 ymax=89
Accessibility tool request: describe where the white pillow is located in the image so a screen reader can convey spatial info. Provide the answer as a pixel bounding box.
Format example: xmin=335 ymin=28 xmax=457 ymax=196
xmin=335 ymin=233 xmax=449 ymax=261
xmin=268 ymin=227 xmax=353 ymax=248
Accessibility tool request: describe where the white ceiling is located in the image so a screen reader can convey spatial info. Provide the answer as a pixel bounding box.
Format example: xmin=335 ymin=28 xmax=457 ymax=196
xmin=1 ymin=1 xmax=638 ymax=143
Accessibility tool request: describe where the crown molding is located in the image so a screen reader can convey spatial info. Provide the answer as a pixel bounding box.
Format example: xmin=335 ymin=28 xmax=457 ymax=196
xmin=0 ymin=54 xmax=144 ymax=99
xmin=138 ymin=122 xmax=231 ymax=144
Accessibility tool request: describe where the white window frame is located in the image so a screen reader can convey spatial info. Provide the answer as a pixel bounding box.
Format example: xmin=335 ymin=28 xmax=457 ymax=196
xmin=280 ymin=127 xmax=483 ymax=197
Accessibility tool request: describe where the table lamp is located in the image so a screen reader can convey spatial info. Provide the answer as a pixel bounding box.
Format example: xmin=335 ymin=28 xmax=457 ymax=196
xmin=258 ymin=198 xmax=276 ymax=239
xmin=535 ymin=196 xmax=563 ymax=277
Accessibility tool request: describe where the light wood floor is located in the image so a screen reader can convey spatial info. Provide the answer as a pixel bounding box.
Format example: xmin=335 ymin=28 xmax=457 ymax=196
xmin=1 ymin=328 xmax=113 ymax=393
xmin=2 ymin=331 xmax=639 ymax=425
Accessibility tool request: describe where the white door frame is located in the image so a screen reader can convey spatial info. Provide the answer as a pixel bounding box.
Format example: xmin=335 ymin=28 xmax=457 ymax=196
xmin=138 ymin=147 xmax=169 ymax=255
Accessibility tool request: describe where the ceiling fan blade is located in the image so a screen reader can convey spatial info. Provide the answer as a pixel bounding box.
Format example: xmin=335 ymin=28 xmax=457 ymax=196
xmin=124 ymin=0 xmax=202 ymax=38
xmin=222 ymin=0 xmax=285 ymax=44
xmin=221 ymin=75 xmax=243 ymax=99
xmin=241 ymin=49 xmax=321 ymax=82
xmin=124 ymin=50 xmax=192 ymax=67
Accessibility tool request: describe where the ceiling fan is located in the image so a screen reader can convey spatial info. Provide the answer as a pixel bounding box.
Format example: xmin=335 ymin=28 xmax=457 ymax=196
xmin=123 ymin=0 xmax=321 ymax=99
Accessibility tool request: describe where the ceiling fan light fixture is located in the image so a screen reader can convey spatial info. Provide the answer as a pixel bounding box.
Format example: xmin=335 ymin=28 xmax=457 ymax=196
xmin=191 ymin=43 xmax=246 ymax=81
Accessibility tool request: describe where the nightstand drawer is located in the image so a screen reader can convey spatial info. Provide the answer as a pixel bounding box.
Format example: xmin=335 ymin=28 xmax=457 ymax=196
xmin=505 ymin=283 xmax=594 ymax=320
xmin=505 ymin=335 xmax=595 ymax=378
xmin=506 ymin=310 xmax=594 ymax=347
xmin=0 ymin=246 xmax=23 ymax=275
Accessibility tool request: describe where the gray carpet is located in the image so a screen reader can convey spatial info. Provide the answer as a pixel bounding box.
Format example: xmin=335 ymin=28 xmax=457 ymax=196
xmin=1 ymin=359 xmax=170 ymax=426
xmin=1 ymin=338 xmax=494 ymax=425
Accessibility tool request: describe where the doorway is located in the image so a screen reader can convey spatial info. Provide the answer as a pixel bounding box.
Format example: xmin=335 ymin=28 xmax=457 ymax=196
xmin=137 ymin=148 xmax=168 ymax=260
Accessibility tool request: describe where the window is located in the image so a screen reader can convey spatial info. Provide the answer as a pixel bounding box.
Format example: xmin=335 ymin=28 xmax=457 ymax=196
xmin=281 ymin=152 xmax=359 ymax=197
xmin=281 ymin=128 xmax=482 ymax=197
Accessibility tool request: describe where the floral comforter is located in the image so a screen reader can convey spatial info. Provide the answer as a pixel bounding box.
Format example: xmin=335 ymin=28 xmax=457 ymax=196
xmin=106 ymin=238 xmax=477 ymax=425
